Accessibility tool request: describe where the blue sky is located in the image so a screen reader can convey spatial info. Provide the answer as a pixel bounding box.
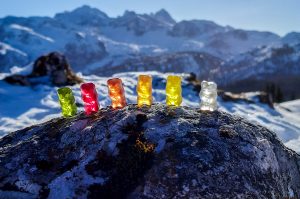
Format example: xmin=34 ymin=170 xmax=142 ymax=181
xmin=0 ymin=0 xmax=299 ymax=36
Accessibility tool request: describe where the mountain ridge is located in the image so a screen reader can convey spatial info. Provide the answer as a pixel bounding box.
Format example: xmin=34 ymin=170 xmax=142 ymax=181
xmin=0 ymin=5 xmax=293 ymax=72
xmin=0 ymin=5 xmax=299 ymax=99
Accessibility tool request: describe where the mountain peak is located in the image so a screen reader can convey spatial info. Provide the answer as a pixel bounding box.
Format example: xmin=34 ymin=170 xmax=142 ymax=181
xmin=153 ymin=9 xmax=176 ymax=25
xmin=122 ymin=10 xmax=138 ymax=18
xmin=155 ymin=9 xmax=170 ymax=17
xmin=73 ymin=5 xmax=93 ymax=11
xmin=69 ymin=5 xmax=108 ymax=18
xmin=54 ymin=5 xmax=109 ymax=25
xmin=282 ymin=31 xmax=300 ymax=45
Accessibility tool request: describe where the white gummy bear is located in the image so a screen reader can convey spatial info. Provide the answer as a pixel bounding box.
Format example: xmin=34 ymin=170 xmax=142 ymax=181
xmin=199 ymin=81 xmax=218 ymax=111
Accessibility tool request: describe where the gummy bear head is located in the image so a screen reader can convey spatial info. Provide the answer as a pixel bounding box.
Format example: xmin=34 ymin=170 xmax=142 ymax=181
xmin=57 ymin=87 xmax=73 ymax=104
xmin=201 ymin=81 xmax=217 ymax=91
xmin=107 ymin=78 xmax=123 ymax=94
xmin=81 ymin=82 xmax=98 ymax=101
xmin=138 ymin=75 xmax=152 ymax=88
xmin=167 ymin=75 xmax=181 ymax=86
xmin=81 ymin=82 xmax=96 ymax=94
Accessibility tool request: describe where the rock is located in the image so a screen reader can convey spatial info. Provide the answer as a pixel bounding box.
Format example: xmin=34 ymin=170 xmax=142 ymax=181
xmin=3 ymin=74 xmax=31 ymax=86
xmin=219 ymin=91 xmax=254 ymax=103
xmin=4 ymin=52 xmax=83 ymax=86
xmin=184 ymin=72 xmax=202 ymax=93
xmin=0 ymin=104 xmax=299 ymax=199
xmin=258 ymin=91 xmax=274 ymax=108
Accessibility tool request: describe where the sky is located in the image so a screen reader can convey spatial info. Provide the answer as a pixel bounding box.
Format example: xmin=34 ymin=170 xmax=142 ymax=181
xmin=0 ymin=0 xmax=299 ymax=36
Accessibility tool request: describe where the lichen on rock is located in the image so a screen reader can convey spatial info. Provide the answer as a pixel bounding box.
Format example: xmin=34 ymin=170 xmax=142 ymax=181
xmin=0 ymin=104 xmax=299 ymax=199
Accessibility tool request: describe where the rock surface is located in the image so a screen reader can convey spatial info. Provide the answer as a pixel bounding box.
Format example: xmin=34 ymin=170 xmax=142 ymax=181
xmin=4 ymin=52 xmax=83 ymax=86
xmin=0 ymin=104 xmax=299 ymax=199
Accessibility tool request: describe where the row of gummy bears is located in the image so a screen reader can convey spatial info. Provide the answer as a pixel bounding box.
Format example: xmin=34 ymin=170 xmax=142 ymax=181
xmin=57 ymin=75 xmax=218 ymax=117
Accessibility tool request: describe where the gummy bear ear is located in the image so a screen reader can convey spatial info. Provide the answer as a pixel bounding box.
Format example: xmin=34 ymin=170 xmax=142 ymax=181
xmin=201 ymin=81 xmax=208 ymax=88
xmin=207 ymin=81 xmax=216 ymax=89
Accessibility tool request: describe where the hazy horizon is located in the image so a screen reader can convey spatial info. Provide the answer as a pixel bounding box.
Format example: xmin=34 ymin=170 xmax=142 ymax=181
xmin=0 ymin=0 xmax=299 ymax=36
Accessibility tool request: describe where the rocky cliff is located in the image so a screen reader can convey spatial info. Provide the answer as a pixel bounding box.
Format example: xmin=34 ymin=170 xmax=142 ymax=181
xmin=0 ymin=105 xmax=299 ymax=199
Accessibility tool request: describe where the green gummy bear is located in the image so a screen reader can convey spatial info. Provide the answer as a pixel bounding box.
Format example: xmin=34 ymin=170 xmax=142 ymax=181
xmin=57 ymin=87 xmax=77 ymax=117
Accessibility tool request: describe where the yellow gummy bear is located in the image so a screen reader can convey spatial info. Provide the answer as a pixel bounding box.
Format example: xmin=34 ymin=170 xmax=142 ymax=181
xmin=137 ymin=75 xmax=153 ymax=107
xmin=166 ymin=75 xmax=182 ymax=107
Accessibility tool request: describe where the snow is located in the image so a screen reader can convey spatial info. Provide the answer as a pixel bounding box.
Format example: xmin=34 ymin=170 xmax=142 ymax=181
xmin=276 ymin=100 xmax=300 ymax=152
xmin=48 ymin=164 xmax=105 ymax=199
xmin=16 ymin=169 xmax=41 ymax=195
xmin=280 ymin=99 xmax=300 ymax=113
xmin=0 ymin=42 xmax=27 ymax=57
xmin=220 ymin=100 xmax=300 ymax=145
xmin=97 ymin=35 xmax=163 ymax=56
xmin=0 ymin=71 xmax=299 ymax=153
xmin=9 ymin=63 xmax=33 ymax=75
xmin=10 ymin=24 xmax=54 ymax=43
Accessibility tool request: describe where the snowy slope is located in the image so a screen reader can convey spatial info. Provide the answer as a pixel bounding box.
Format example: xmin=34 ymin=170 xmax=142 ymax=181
xmin=276 ymin=100 xmax=300 ymax=151
xmin=0 ymin=71 xmax=299 ymax=153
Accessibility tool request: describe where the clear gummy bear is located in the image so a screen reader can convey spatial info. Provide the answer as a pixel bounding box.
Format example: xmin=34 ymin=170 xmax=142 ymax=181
xmin=199 ymin=81 xmax=218 ymax=111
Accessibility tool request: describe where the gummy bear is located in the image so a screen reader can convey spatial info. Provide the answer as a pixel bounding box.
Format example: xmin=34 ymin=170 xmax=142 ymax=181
xmin=166 ymin=75 xmax=182 ymax=107
xmin=57 ymin=87 xmax=77 ymax=117
xmin=137 ymin=75 xmax=153 ymax=107
xmin=107 ymin=78 xmax=127 ymax=108
xmin=199 ymin=81 xmax=218 ymax=111
xmin=80 ymin=83 xmax=99 ymax=115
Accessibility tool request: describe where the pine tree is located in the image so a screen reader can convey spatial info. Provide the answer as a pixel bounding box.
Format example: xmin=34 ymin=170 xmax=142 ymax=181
xmin=275 ymin=86 xmax=283 ymax=102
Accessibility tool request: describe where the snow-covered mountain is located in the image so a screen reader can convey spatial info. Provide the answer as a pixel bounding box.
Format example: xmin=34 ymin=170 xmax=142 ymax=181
xmin=91 ymin=51 xmax=223 ymax=80
xmin=211 ymin=43 xmax=300 ymax=99
xmin=217 ymin=44 xmax=300 ymax=81
xmin=0 ymin=5 xmax=287 ymax=73
xmin=0 ymin=71 xmax=299 ymax=153
xmin=282 ymin=32 xmax=300 ymax=45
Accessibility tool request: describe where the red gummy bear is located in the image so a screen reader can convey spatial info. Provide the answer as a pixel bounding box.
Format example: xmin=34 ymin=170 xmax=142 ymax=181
xmin=80 ymin=83 xmax=99 ymax=115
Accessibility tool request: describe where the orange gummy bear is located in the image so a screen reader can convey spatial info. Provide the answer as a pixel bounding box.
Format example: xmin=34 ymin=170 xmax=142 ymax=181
xmin=107 ymin=78 xmax=127 ymax=108
xmin=137 ymin=75 xmax=152 ymax=107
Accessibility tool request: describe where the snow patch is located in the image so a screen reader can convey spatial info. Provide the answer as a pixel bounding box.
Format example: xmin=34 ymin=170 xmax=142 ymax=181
xmin=10 ymin=24 xmax=54 ymax=43
xmin=0 ymin=42 xmax=27 ymax=57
